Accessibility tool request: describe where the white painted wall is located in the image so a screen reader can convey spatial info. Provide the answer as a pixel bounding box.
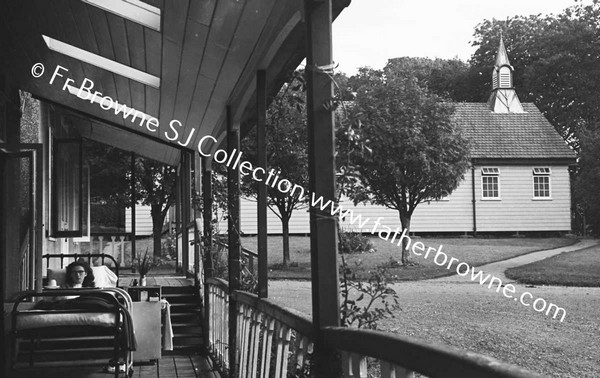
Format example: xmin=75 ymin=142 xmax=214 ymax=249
xmin=474 ymin=165 xmax=571 ymax=232
xmin=215 ymin=164 xmax=572 ymax=234
xmin=125 ymin=205 xmax=155 ymax=236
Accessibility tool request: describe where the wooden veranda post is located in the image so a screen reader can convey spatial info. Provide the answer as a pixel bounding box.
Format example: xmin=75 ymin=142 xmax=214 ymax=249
xmin=202 ymin=157 xmax=213 ymax=279
xmin=130 ymin=151 xmax=136 ymax=271
xmin=305 ymin=0 xmax=342 ymax=376
xmin=256 ymin=69 xmax=268 ymax=298
xmin=181 ymin=152 xmax=191 ymax=275
xmin=175 ymin=157 xmax=181 ymax=271
xmin=202 ymin=156 xmax=213 ymax=351
xmin=193 ymin=154 xmax=201 ymax=284
xmin=227 ymin=106 xmax=242 ymax=378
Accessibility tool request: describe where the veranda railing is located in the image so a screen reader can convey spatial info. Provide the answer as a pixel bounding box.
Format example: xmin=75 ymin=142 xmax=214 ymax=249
xmin=206 ymin=279 xmax=543 ymax=378
xmin=207 ymin=278 xmax=314 ymax=378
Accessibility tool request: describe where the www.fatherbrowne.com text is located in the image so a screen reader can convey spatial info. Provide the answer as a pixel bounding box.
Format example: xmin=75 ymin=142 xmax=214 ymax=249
xmin=35 ymin=63 xmax=567 ymax=322
xmin=197 ymin=140 xmax=567 ymax=323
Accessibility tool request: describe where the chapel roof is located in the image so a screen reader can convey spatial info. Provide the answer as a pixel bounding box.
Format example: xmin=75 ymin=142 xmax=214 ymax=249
xmin=454 ymin=102 xmax=576 ymax=160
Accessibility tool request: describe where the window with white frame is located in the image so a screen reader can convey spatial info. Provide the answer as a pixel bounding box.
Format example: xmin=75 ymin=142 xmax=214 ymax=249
xmin=481 ymin=167 xmax=500 ymax=199
xmin=533 ymin=167 xmax=551 ymax=199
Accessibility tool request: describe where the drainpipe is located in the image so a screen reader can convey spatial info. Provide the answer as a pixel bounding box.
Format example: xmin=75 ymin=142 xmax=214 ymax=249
xmin=472 ymin=162 xmax=477 ymax=236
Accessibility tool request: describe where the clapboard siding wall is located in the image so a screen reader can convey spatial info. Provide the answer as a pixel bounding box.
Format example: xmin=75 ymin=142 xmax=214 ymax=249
xmin=125 ymin=205 xmax=155 ymax=236
xmin=216 ymin=200 xmax=311 ymax=235
xmin=475 ymin=165 xmax=571 ymax=232
xmin=215 ymin=164 xmax=571 ymax=234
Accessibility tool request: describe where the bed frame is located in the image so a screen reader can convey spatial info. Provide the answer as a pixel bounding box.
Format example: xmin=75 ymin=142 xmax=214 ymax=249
xmin=10 ymin=253 xmax=133 ymax=378
xmin=42 ymin=252 xmax=120 ymax=277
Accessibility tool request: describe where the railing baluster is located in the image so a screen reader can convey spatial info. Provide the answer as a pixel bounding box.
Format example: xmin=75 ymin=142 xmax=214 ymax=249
xmin=238 ymin=304 xmax=251 ymax=378
xmin=342 ymin=351 xmax=351 ymax=377
xmin=381 ymin=361 xmax=395 ymax=378
xmin=273 ymin=323 xmax=291 ymax=378
xmin=380 ymin=362 xmax=415 ymax=378
xmin=395 ymin=365 xmax=415 ymax=378
xmin=224 ymin=290 xmax=229 ymax=370
xmin=295 ymin=336 xmax=310 ymax=373
xmin=280 ymin=324 xmax=292 ymax=376
xmin=244 ymin=308 xmax=255 ymax=377
xmin=219 ymin=286 xmax=223 ymax=367
xmin=210 ymin=286 xmax=214 ymax=354
xmin=260 ymin=317 xmax=275 ymax=378
xmin=119 ymin=236 xmax=125 ymax=265
xmin=98 ymin=236 xmax=104 ymax=255
xmin=219 ymin=287 xmax=223 ymax=367
xmin=354 ymin=353 xmax=367 ymax=378
xmin=274 ymin=321 xmax=284 ymax=378
xmin=248 ymin=311 xmax=261 ymax=378
xmin=110 ymin=236 xmax=116 ymax=261
xmin=341 ymin=351 xmax=367 ymax=378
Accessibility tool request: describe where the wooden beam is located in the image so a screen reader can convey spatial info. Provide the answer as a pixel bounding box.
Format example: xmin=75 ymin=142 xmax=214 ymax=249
xmin=227 ymin=106 xmax=241 ymax=378
xmin=256 ymin=70 xmax=268 ymax=298
xmin=158 ymin=0 xmax=189 ymax=123
xmin=305 ymin=0 xmax=341 ymax=375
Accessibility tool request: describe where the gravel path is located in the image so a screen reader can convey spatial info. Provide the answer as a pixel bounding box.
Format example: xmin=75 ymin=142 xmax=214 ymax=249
xmin=266 ymin=239 xmax=600 ymax=377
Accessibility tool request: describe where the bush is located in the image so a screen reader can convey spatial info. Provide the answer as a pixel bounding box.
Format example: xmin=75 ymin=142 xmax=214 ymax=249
xmin=91 ymin=203 xmax=125 ymax=231
xmin=338 ymin=230 xmax=375 ymax=254
xmin=161 ymin=233 xmax=177 ymax=260
xmin=209 ymin=235 xmax=258 ymax=293
xmin=339 ymin=257 xmax=400 ymax=329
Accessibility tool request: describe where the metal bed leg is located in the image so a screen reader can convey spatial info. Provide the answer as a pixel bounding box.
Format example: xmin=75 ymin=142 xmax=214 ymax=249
xmin=29 ymin=337 xmax=35 ymax=367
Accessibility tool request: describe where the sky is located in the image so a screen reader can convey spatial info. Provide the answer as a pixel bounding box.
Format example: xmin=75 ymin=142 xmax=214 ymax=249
xmin=332 ymin=0 xmax=592 ymax=75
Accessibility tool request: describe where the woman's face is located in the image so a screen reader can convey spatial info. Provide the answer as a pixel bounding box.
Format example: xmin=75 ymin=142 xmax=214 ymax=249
xmin=70 ymin=265 xmax=87 ymax=285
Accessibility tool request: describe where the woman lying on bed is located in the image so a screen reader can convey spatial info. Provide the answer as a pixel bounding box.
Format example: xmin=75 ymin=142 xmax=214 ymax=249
xmin=34 ymin=260 xmax=136 ymax=371
xmin=64 ymin=260 xmax=96 ymax=288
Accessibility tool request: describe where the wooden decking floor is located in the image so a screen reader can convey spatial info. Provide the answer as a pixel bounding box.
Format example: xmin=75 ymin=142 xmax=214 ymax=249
xmin=11 ymin=354 xmax=220 ymax=378
xmin=118 ymin=275 xmax=195 ymax=287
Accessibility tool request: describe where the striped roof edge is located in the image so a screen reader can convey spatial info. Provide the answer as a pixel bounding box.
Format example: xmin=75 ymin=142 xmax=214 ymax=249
xmin=454 ymin=102 xmax=577 ymax=161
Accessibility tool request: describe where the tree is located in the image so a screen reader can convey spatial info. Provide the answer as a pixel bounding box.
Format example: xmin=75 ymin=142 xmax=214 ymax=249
xmin=85 ymin=140 xmax=131 ymax=231
xmin=135 ymin=158 xmax=177 ymax=259
xmin=469 ymin=1 xmax=600 ymax=149
xmin=242 ymin=72 xmax=308 ymax=266
xmin=574 ymin=128 xmax=600 ymax=236
xmin=85 ymin=140 xmax=177 ymax=259
xmin=348 ymin=63 xmax=470 ymax=265
xmin=384 ymin=57 xmax=474 ymax=102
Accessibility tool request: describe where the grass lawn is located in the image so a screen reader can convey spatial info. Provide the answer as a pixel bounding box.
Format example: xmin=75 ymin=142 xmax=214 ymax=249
xmin=505 ymin=243 xmax=600 ymax=287
xmin=240 ymin=235 xmax=576 ymax=280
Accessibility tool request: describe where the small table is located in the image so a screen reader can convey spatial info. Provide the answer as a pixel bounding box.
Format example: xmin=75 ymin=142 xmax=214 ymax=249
xmin=124 ymin=285 xmax=161 ymax=302
xmin=123 ymin=285 xmax=162 ymax=362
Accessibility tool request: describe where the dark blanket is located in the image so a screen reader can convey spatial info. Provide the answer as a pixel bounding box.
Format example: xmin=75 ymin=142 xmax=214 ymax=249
xmin=34 ymin=294 xmax=137 ymax=351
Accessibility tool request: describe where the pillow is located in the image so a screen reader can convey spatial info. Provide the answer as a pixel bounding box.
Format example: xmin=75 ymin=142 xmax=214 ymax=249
xmin=92 ymin=266 xmax=118 ymax=288
xmin=47 ymin=268 xmax=67 ymax=287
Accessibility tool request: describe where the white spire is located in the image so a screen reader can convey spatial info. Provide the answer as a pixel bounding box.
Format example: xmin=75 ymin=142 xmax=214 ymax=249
xmin=489 ymin=35 xmax=523 ymax=113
